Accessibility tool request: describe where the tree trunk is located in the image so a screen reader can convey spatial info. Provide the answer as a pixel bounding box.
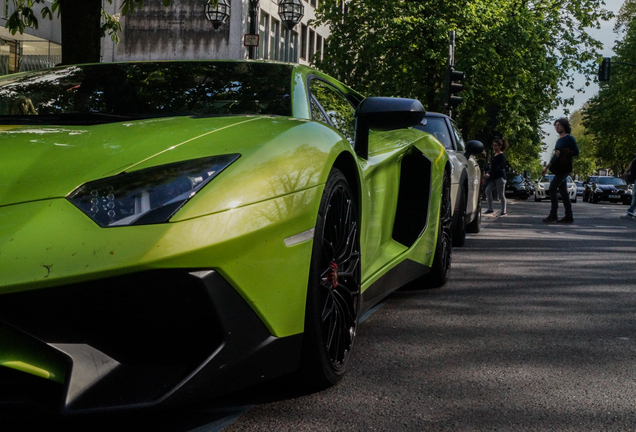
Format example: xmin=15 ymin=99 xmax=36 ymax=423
xmin=60 ymin=0 xmax=102 ymax=65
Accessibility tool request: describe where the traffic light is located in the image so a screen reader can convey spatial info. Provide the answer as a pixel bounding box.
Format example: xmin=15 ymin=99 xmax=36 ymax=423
xmin=446 ymin=67 xmax=465 ymax=108
xmin=599 ymin=57 xmax=611 ymax=81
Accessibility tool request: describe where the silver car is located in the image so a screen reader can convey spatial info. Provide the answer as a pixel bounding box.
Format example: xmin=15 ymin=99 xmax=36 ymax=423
xmin=534 ymin=175 xmax=577 ymax=203
xmin=415 ymin=113 xmax=484 ymax=246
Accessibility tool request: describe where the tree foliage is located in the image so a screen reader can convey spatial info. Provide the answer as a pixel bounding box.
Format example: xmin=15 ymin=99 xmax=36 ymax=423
xmin=313 ymin=0 xmax=612 ymax=172
xmin=569 ymin=108 xmax=597 ymax=178
xmin=583 ymin=0 xmax=636 ymax=175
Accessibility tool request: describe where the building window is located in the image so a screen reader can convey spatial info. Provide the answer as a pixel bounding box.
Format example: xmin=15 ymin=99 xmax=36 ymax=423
xmin=300 ymin=24 xmax=307 ymax=60
xmin=259 ymin=12 xmax=270 ymax=59
xmin=310 ymin=0 xmax=317 ymax=7
xmin=270 ymin=19 xmax=280 ymax=62
xmin=280 ymin=27 xmax=289 ymax=61
xmin=290 ymin=31 xmax=298 ymax=63
xmin=308 ymin=29 xmax=315 ymax=61
xmin=316 ymin=35 xmax=323 ymax=61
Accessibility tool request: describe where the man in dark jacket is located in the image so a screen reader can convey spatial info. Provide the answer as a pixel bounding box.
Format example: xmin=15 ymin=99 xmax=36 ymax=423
xmin=541 ymin=117 xmax=579 ymax=223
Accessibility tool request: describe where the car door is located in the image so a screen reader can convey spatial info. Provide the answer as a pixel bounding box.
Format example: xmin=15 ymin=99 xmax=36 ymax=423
xmin=308 ymin=78 xmax=423 ymax=287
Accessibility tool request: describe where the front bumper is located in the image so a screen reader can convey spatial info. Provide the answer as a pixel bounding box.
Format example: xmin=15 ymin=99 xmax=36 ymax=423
xmin=0 ymin=190 xmax=320 ymax=412
xmin=592 ymin=191 xmax=631 ymax=203
xmin=0 ymin=269 xmax=302 ymax=413
xmin=535 ymin=189 xmax=576 ymax=200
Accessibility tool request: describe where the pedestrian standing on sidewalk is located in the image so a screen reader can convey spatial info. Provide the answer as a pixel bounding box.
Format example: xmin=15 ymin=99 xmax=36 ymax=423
xmin=620 ymin=152 xmax=636 ymax=219
xmin=542 ymin=117 xmax=579 ymax=223
xmin=484 ymin=139 xmax=508 ymax=216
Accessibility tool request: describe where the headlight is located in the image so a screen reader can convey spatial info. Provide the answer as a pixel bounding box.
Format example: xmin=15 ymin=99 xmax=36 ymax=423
xmin=595 ymin=187 xmax=603 ymax=193
xmin=537 ymin=184 xmax=544 ymax=190
xmin=68 ymin=154 xmax=240 ymax=227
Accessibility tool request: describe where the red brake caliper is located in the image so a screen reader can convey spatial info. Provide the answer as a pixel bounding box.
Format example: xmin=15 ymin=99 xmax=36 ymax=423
xmin=326 ymin=260 xmax=339 ymax=289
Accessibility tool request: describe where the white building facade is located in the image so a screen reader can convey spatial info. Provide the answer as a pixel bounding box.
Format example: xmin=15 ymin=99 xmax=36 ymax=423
xmin=102 ymin=0 xmax=329 ymax=66
xmin=0 ymin=0 xmax=62 ymax=75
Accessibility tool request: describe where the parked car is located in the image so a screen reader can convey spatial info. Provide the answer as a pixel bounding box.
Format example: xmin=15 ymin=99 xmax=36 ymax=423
xmin=584 ymin=176 xmax=632 ymax=204
xmin=414 ymin=112 xmax=483 ymax=247
xmin=0 ymin=60 xmax=452 ymax=414
xmin=505 ymin=173 xmax=532 ymax=199
xmin=534 ymin=175 xmax=577 ymax=202
xmin=575 ymin=181 xmax=584 ymax=196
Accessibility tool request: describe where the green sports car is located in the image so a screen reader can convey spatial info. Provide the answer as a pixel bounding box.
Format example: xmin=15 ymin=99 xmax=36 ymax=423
xmin=0 ymin=61 xmax=451 ymax=413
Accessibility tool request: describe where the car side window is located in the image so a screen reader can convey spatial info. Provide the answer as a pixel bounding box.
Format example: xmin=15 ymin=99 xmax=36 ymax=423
xmin=309 ymin=79 xmax=355 ymax=144
xmin=449 ymin=120 xmax=465 ymax=152
xmin=310 ymin=97 xmax=328 ymax=124
xmin=413 ymin=117 xmax=453 ymax=151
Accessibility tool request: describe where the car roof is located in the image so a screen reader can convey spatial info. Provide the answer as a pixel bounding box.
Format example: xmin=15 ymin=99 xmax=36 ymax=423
xmin=424 ymin=112 xmax=449 ymax=119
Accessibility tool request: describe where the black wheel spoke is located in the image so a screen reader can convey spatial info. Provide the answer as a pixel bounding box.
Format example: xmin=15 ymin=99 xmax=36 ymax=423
xmin=316 ymin=179 xmax=360 ymax=370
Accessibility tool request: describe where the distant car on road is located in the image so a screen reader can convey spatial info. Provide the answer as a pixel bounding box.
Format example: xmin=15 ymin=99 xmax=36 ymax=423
xmin=576 ymin=181 xmax=584 ymax=196
xmin=534 ymin=175 xmax=577 ymax=203
xmin=584 ymin=176 xmax=632 ymax=204
xmin=505 ymin=173 xmax=531 ymax=199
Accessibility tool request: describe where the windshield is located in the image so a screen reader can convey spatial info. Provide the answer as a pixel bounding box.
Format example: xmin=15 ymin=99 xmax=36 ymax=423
xmin=509 ymin=174 xmax=523 ymax=184
xmin=598 ymin=177 xmax=626 ymax=185
xmin=0 ymin=62 xmax=293 ymax=124
xmin=414 ymin=117 xmax=452 ymax=150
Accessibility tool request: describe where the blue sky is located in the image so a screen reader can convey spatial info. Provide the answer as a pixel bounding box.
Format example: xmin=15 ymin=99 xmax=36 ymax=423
xmin=540 ymin=0 xmax=625 ymax=162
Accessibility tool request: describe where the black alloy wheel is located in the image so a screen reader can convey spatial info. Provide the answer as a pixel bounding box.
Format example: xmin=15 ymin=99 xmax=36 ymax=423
xmin=426 ymin=170 xmax=452 ymax=288
xmin=301 ymin=168 xmax=360 ymax=388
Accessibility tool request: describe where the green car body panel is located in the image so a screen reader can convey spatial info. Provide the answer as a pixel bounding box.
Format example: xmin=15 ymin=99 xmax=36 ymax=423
xmin=0 ymin=61 xmax=448 ymax=411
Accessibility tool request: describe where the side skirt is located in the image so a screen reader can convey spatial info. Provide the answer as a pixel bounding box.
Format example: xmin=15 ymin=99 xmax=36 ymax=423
xmin=360 ymin=259 xmax=430 ymax=314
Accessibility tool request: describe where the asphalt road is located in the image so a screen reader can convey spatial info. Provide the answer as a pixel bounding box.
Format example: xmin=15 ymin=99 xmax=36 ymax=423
xmin=5 ymin=197 xmax=636 ymax=431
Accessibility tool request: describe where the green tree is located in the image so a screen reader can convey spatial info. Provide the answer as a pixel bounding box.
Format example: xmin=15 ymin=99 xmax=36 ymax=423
xmin=314 ymin=0 xmax=612 ymax=172
xmin=584 ymin=0 xmax=636 ymax=175
xmin=5 ymin=0 xmax=170 ymax=65
xmin=569 ymin=108 xmax=597 ymax=178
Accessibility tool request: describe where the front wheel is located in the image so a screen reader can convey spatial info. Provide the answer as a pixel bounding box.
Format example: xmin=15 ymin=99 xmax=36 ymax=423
xmin=426 ymin=170 xmax=452 ymax=288
xmin=300 ymin=168 xmax=360 ymax=389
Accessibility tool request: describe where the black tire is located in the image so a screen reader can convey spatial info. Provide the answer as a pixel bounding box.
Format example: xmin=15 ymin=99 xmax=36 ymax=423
xmin=426 ymin=170 xmax=452 ymax=288
xmin=534 ymin=196 xmax=541 ymax=202
xmin=572 ymin=195 xmax=577 ymax=203
xmin=300 ymin=168 xmax=360 ymax=389
xmin=591 ymin=194 xmax=598 ymax=203
xmin=452 ymin=192 xmax=467 ymax=247
xmin=466 ymin=197 xmax=481 ymax=233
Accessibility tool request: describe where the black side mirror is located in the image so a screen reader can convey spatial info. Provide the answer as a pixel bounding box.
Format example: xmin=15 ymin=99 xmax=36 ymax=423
xmin=354 ymin=97 xmax=426 ymax=159
xmin=464 ymin=140 xmax=484 ymax=158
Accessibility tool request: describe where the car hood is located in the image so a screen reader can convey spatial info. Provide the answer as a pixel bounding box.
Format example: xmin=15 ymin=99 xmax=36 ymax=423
xmin=0 ymin=116 xmax=291 ymax=207
xmin=596 ymin=184 xmax=629 ymax=191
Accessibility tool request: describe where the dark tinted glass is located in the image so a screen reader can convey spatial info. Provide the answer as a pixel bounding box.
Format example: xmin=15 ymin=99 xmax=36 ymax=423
xmin=414 ymin=117 xmax=452 ymax=150
xmin=598 ymin=177 xmax=626 ymax=185
xmin=0 ymin=62 xmax=293 ymax=120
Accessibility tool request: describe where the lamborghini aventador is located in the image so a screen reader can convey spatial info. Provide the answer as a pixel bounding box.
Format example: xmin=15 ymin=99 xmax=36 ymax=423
xmin=0 ymin=60 xmax=451 ymax=414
